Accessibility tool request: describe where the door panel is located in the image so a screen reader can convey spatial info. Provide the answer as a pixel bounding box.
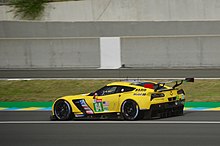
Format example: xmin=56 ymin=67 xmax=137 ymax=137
xmin=92 ymin=93 xmax=120 ymax=113
xmin=85 ymin=85 xmax=135 ymax=114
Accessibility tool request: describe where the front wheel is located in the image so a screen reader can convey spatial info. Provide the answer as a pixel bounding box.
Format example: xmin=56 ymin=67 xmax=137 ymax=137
xmin=54 ymin=100 xmax=73 ymax=120
xmin=121 ymin=100 xmax=143 ymax=120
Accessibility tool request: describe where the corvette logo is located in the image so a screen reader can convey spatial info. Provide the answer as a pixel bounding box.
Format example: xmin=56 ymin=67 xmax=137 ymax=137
xmin=170 ymin=91 xmax=173 ymax=96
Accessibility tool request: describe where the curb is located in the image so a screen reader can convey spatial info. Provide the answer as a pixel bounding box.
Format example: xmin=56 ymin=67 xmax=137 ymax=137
xmin=1 ymin=102 xmax=220 ymax=111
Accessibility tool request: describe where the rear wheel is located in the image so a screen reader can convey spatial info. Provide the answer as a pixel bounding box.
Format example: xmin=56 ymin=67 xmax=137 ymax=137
xmin=121 ymin=100 xmax=143 ymax=120
xmin=176 ymin=106 xmax=184 ymax=116
xmin=54 ymin=100 xmax=73 ymax=120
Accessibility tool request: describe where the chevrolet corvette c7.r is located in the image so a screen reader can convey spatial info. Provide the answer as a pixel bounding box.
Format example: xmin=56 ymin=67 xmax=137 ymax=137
xmin=50 ymin=78 xmax=194 ymax=121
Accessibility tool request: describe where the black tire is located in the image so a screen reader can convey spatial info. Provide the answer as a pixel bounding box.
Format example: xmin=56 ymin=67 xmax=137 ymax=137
xmin=172 ymin=106 xmax=184 ymax=116
xmin=177 ymin=106 xmax=184 ymax=116
xmin=54 ymin=100 xmax=73 ymax=120
xmin=121 ymin=100 xmax=143 ymax=120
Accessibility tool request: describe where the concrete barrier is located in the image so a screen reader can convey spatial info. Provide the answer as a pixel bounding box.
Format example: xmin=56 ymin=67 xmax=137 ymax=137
xmin=121 ymin=36 xmax=220 ymax=68
xmin=1 ymin=36 xmax=220 ymax=69
xmin=2 ymin=21 xmax=220 ymax=38
xmin=0 ymin=38 xmax=100 ymax=68
xmin=1 ymin=21 xmax=220 ymax=69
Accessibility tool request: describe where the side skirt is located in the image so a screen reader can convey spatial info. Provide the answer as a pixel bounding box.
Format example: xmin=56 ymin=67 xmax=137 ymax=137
xmin=74 ymin=112 xmax=122 ymax=120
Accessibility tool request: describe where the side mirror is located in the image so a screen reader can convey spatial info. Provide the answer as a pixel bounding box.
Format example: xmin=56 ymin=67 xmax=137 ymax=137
xmin=93 ymin=93 xmax=98 ymax=99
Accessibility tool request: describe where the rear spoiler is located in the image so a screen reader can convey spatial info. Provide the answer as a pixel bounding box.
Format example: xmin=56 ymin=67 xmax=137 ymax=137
xmin=154 ymin=78 xmax=194 ymax=92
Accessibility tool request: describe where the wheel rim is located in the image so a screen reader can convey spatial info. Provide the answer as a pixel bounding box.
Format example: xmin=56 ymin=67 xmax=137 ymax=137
xmin=54 ymin=100 xmax=71 ymax=120
xmin=122 ymin=101 xmax=139 ymax=120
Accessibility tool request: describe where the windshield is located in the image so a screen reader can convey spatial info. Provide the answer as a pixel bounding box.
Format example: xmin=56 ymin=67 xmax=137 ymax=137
xmin=88 ymin=86 xmax=117 ymax=96
xmin=88 ymin=85 xmax=135 ymax=96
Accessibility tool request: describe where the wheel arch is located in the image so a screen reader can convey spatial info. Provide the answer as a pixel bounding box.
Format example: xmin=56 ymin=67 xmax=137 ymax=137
xmin=52 ymin=98 xmax=76 ymax=115
xmin=120 ymin=99 xmax=146 ymax=120
xmin=119 ymin=97 xmax=150 ymax=111
xmin=120 ymin=99 xmax=140 ymax=112
xmin=53 ymin=99 xmax=74 ymax=120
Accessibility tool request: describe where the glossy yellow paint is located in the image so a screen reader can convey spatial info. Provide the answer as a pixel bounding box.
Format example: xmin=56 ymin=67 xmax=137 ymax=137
xmin=52 ymin=81 xmax=183 ymax=116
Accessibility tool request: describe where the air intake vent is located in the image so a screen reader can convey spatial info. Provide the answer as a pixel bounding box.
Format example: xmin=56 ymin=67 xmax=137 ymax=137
xmin=72 ymin=99 xmax=94 ymax=115
xmin=168 ymin=97 xmax=177 ymax=102
xmin=72 ymin=100 xmax=86 ymax=114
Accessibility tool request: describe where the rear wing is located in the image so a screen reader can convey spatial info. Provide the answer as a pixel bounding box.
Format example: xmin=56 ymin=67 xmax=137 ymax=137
xmin=154 ymin=78 xmax=194 ymax=92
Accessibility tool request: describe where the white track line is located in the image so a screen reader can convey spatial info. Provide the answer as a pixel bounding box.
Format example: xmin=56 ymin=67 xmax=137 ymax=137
xmin=1 ymin=121 xmax=220 ymax=124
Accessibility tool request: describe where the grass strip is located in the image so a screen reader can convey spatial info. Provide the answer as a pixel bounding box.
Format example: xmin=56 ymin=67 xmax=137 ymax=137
xmin=0 ymin=79 xmax=220 ymax=102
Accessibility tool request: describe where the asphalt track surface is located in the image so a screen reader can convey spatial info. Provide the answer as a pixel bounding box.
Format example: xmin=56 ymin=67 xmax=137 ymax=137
xmin=0 ymin=69 xmax=220 ymax=78
xmin=0 ymin=69 xmax=220 ymax=146
xmin=1 ymin=111 xmax=220 ymax=146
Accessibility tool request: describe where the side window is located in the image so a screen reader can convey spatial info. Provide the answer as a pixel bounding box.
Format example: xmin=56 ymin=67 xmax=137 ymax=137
xmin=117 ymin=86 xmax=135 ymax=93
xmin=96 ymin=86 xmax=118 ymax=96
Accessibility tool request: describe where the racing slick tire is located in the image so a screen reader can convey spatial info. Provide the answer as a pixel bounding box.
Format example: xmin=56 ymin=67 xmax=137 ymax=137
xmin=54 ymin=100 xmax=74 ymax=121
xmin=121 ymin=100 xmax=144 ymax=120
xmin=175 ymin=106 xmax=184 ymax=116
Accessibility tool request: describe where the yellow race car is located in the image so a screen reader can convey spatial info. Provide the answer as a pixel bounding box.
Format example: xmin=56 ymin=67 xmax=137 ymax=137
xmin=50 ymin=78 xmax=194 ymax=121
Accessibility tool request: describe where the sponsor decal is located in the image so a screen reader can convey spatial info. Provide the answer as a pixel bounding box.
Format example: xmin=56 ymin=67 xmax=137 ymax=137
xmin=79 ymin=99 xmax=94 ymax=114
xmin=133 ymin=93 xmax=146 ymax=96
xmin=181 ymin=94 xmax=185 ymax=100
xmin=103 ymin=101 xmax=109 ymax=111
xmin=103 ymin=106 xmax=109 ymax=111
xmin=75 ymin=114 xmax=85 ymax=117
xmin=103 ymin=101 xmax=109 ymax=106
xmin=135 ymin=89 xmax=146 ymax=92
xmin=93 ymin=99 xmax=104 ymax=112
xmin=96 ymin=99 xmax=102 ymax=103
xmin=177 ymin=94 xmax=184 ymax=100
xmin=86 ymin=111 xmax=94 ymax=114
xmin=176 ymin=95 xmax=179 ymax=100
xmin=80 ymin=100 xmax=87 ymax=106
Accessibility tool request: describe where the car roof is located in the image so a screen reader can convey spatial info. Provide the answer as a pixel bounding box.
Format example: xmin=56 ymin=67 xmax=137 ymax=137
xmin=107 ymin=80 xmax=156 ymax=87
xmin=107 ymin=81 xmax=133 ymax=86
